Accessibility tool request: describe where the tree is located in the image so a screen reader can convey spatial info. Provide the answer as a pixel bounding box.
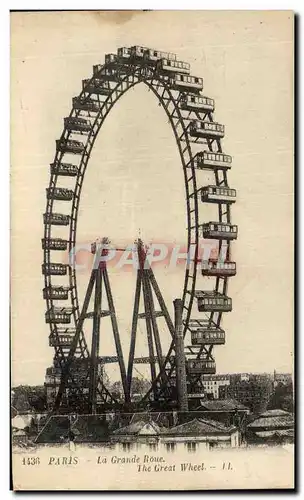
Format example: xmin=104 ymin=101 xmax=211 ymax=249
xmin=102 ymin=376 xmax=151 ymax=400
xmin=268 ymin=382 xmax=294 ymax=412
xmin=130 ymin=377 xmax=151 ymax=396
xmin=12 ymin=385 xmax=47 ymax=413
xmin=111 ymin=381 xmax=124 ymax=400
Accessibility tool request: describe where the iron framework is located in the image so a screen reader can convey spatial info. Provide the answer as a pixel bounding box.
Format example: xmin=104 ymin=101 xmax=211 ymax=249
xmin=42 ymin=45 xmax=237 ymax=411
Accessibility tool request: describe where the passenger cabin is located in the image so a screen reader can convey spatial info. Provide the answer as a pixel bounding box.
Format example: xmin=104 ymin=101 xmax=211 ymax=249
xmin=50 ymin=162 xmax=78 ymax=176
xmin=42 ymin=263 xmax=68 ymax=276
xmin=201 ymin=222 xmax=238 ymax=240
xmin=191 ymin=326 xmax=225 ymax=345
xmin=187 ymin=359 xmax=216 ymax=375
xmin=46 ymin=187 xmax=74 ymax=201
xmin=117 ymin=47 xmax=132 ymax=60
xmin=130 ymin=45 xmax=149 ymax=59
xmin=195 ymin=291 xmax=232 ymax=312
xmin=186 ymin=318 xmax=213 ymax=331
xmin=45 ymin=307 xmax=74 ymax=324
xmin=144 ymin=49 xmax=176 ymax=63
xmin=93 ymin=64 xmax=103 ymax=75
xmin=50 ymin=326 xmax=76 ymax=338
xmin=41 ymin=238 xmax=68 ymax=251
xmin=201 ymin=185 xmax=236 ymax=204
xmin=43 ymin=213 xmax=70 ymax=226
xmin=180 ymin=94 xmax=214 ymax=112
xmin=43 ymin=286 xmax=70 ymax=300
xmin=64 ymin=117 xmax=91 ymax=133
xmin=72 ymin=97 xmax=100 ymax=112
xmin=82 ymin=78 xmax=111 ymax=94
xmin=105 ymin=53 xmax=118 ymax=64
xmin=50 ymin=327 xmax=76 ymax=336
xmin=157 ymin=58 xmax=190 ymax=74
xmin=92 ymin=64 xmax=121 ymax=79
xmin=49 ymin=334 xmax=73 ymax=347
xmin=190 ymin=120 xmax=225 ymax=139
xmin=201 ymin=260 xmax=236 ymax=277
xmin=170 ymin=74 xmax=203 ymax=92
xmin=194 ymin=151 xmax=232 ymax=170
xmin=187 ymin=392 xmax=205 ymax=399
xmin=101 ymin=69 xmax=120 ymax=82
xmin=56 ymin=139 xmax=84 ymax=154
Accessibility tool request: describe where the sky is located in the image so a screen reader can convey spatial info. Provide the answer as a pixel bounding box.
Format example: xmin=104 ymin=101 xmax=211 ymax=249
xmin=10 ymin=11 xmax=293 ymax=386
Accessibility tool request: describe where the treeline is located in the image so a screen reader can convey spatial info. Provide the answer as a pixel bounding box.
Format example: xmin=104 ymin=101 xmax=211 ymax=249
xmin=11 ymin=385 xmax=47 ymax=413
xmin=268 ymin=382 xmax=294 ymax=413
xmin=11 ymin=377 xmax=151 ymax=413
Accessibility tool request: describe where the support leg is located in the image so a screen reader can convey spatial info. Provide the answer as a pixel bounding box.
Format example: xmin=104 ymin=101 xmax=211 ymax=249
xmin=127 ymin=270 xmax=142 ymax=398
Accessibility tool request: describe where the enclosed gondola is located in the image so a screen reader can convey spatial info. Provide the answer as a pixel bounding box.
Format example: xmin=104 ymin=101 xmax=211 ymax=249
xmin=45 ymin=307 xmax=74 ymax=324
xmin=194 ymin=151 xmax=232 ymax=170
xmin=42 ymin=263 xmax=68 ymax=276
xmin=43 ymin=213 xmax=70 ymax=226
xmin=43 ymin=286 xmax=70 ymax=300
xmin=72 ymin=97 xmax=101 ymax=113
xmin=41 ymin=238 xmax=68 ymax=251
xmin=64 ymin=117 xmax=91 ymax=133
xmin=190 ymin=120 xmax=225 ymax=139
xmin=83 ymin=78 xmax=111 ymax=94
xmin=187 ymin=359 xmax=216 ymax=375
xmin=180 ymin=94 xmax=214 ymax=112
xmin=201 ymin=260 xmax=236 ymax=277
xmin=200 ymin=185 xmax=236 ymax=204
xmin=56 ymin=139 xmax=85 ymax=154
xmin=46 ymin=187 xmax=74 ymax=201
xmin=200 ymin=222 xmax=238 ymax=240
xmin=157 ymin=58 xmax=190 ymax=74
xmin=195 ymin=291 xmax=232 ymax=312
xmin=50 ymin=163 xmax=78 ymax=177
xmin=191 ymin=327 xmax=225 ymax=345
xmin=170 ymin=74 xmax=203 ymax=92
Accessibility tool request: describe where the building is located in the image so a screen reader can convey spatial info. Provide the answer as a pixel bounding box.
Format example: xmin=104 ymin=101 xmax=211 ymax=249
xmin=196 ymin=398 xmax=250 ymax=443
xmin=11 ymin=388 xmax=32 ymax=413
xmin=111 ymin=417 xmax=240 ymax=452
xmin=111 ymin=420 xmax=161 ymax=451
xmin=12 ymin=414 xmax=33 ymax=445
xmin=247 ymin=409 xmax=294 ymax=445
xmin=201 ymin=374 xmax=230 ymax=399
xmin=162 ymin=418 xmax=240 ymax=451
xmin=12 ymin=414 xmax=33 ymax=430
xmin=12 ymin=428 xmax=28 ymax=445
xmin=34 ymin=410 xmax=243 ymax=448
xmin=36 ymin=413 xmax=110 ymax=443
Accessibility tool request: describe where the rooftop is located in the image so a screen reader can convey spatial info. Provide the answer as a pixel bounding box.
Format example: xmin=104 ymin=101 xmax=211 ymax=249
xmin=112 ymin=420 xmax=162 ymax=436
xmin=163 ymin=418 xmax=235 ymax=436
xmin=259 ymin=409 xmax=292 ymax=417
xmin=248 ymin=409 xmax=294 ymax=430
xmin=255 ymin=429 xmax=294 ymax=439
xmin=201 ymin=374 xmax=230 ymax=380
xmin=198 ymin=399 xmax=249 ymax=412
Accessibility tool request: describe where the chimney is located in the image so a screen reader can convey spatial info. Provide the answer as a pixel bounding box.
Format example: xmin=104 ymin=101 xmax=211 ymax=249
xmin=173 ymin=299 xmax=188 ymax=412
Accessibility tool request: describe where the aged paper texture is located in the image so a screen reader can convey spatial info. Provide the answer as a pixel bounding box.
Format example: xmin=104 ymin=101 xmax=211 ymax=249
xmin=11 ymin=10 xmax=294 ymax=490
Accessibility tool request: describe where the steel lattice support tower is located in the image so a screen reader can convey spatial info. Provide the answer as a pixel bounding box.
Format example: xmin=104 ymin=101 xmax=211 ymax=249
xmin=53 ymin=240 xmax=128 ymax=413
xmin=127 ymin=240 xmax=175 ymax=402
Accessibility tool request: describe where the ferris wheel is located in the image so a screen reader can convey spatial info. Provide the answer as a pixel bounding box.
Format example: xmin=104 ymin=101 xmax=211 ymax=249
xmin=42 ymin=45 xmax=237 ymax=414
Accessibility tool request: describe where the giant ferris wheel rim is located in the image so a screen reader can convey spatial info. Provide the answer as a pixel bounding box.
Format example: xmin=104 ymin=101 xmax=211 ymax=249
xmin=42 ymin=46 xmax=235 ymax=406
